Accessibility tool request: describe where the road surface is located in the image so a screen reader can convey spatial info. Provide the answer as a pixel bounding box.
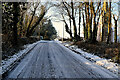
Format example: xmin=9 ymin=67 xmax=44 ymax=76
xmin=7 ymin=41 xmax=118 ymax=79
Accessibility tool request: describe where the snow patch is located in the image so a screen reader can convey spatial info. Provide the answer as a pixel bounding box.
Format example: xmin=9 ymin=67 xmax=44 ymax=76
xmin=57 ymin=41 xmax=118 ymax=78
xmin=1 ymin=40 xmax=41 ymax=75
xmin=62 ymin=42 xmax=119 ymax=75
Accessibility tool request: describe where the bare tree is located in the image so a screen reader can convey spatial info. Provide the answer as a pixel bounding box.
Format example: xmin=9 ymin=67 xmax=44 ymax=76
xmin=113 ymin=14 xmax=118 ymax=43
xmin=26 ymin=2 xmax=53 ymax=37
xmin=62 ymin=1 xmax=79 ymax=40
xmin=12 ymin=2 xmax=20 ymax=46
xmin=26 ymin=3 xmax=40 ymax=37
xmin=107 ymin=0 xmax=111 ymax=44
xmin=92 ymin=2 xmax=101 ymax=42
xmin=78 ymin=2 xmax=83 ymax=40
xmin=61 ymin=13 xmax=73 ymax=38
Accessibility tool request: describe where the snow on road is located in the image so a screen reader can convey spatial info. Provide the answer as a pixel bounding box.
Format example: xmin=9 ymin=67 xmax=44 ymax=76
xmin=3 ymin=41 xmax=119 ymax=79
xmin=62 ymin=41 xmax=120 ymax=75
xmin=1 ymin=41 xmax=40 ymax=75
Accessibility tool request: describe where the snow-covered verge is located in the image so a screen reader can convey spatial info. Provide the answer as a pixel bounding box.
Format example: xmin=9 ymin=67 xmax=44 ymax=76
xmin=60 ymin=41 xmax=120 ymax=75
xmin=1 ymin=41 xmax=41 ymax=75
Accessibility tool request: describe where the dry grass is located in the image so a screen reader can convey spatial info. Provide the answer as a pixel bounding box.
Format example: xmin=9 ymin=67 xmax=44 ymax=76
xmin=74 ymin=41 xmax=120 ymax=63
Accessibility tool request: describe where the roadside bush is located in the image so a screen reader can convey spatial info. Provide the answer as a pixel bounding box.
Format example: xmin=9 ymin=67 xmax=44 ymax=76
xmin=74 ymin=41 xmax=120 ymax=63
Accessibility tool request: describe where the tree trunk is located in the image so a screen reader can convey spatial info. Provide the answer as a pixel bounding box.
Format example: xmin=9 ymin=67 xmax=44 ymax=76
xmin=107 ymin=1 xmax=111 ymax=44
xmin=82 ymin=11 xmax=86 ymax=40
xmin=13 ymin=3 xmax=19 ymax=46
xmin=26 ymin=12 xmax=35 ymax=37
xmin=19 ymin=13 xmax=24 ymax=37
xmin=26 ymin=3 xmax=39 ymax=37
xmin=78 ymin=4 xmax=81 ymax=39
xmin=71 ymin=1 xmax=77 ymax=40
xmin=114 ymin=20 xmax=117 ymax=43
xmin=86 ymin=2 xmax=91 ymax=40
xmin=73 ymin=18 xmax=77 ymax=40
xmin=69 ymin=18 xmax=73 ymax=39
xmin=90 ymin=2 xmax=93 ymax=41
xmin=85 ymin=3 xmax=88 ymax=40
xmin=103 ymin=2 xmax=109 ymax=42
xmin=113 ymin=15 xmax=118 ymax=43
xmin=91 ymin=2 xmax=101 ymax=43
xmin=27 ymin=11 xmax=46 ymax=37
xmin=117 ymin=51 xmax=120 ymax=63
xmin=102 ymin=13 xmax=105 ymax=42
xmin=92 ymin=14 xmax=97 ymax=42
xmin=65 ymin=22 xmax=73 ymax=38
xmin=62 ymin=14 xmax=73 ymax=38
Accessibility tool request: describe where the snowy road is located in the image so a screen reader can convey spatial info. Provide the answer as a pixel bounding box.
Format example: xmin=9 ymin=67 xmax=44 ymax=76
xmin=7 ymin=41 xmax=118 ymax=79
